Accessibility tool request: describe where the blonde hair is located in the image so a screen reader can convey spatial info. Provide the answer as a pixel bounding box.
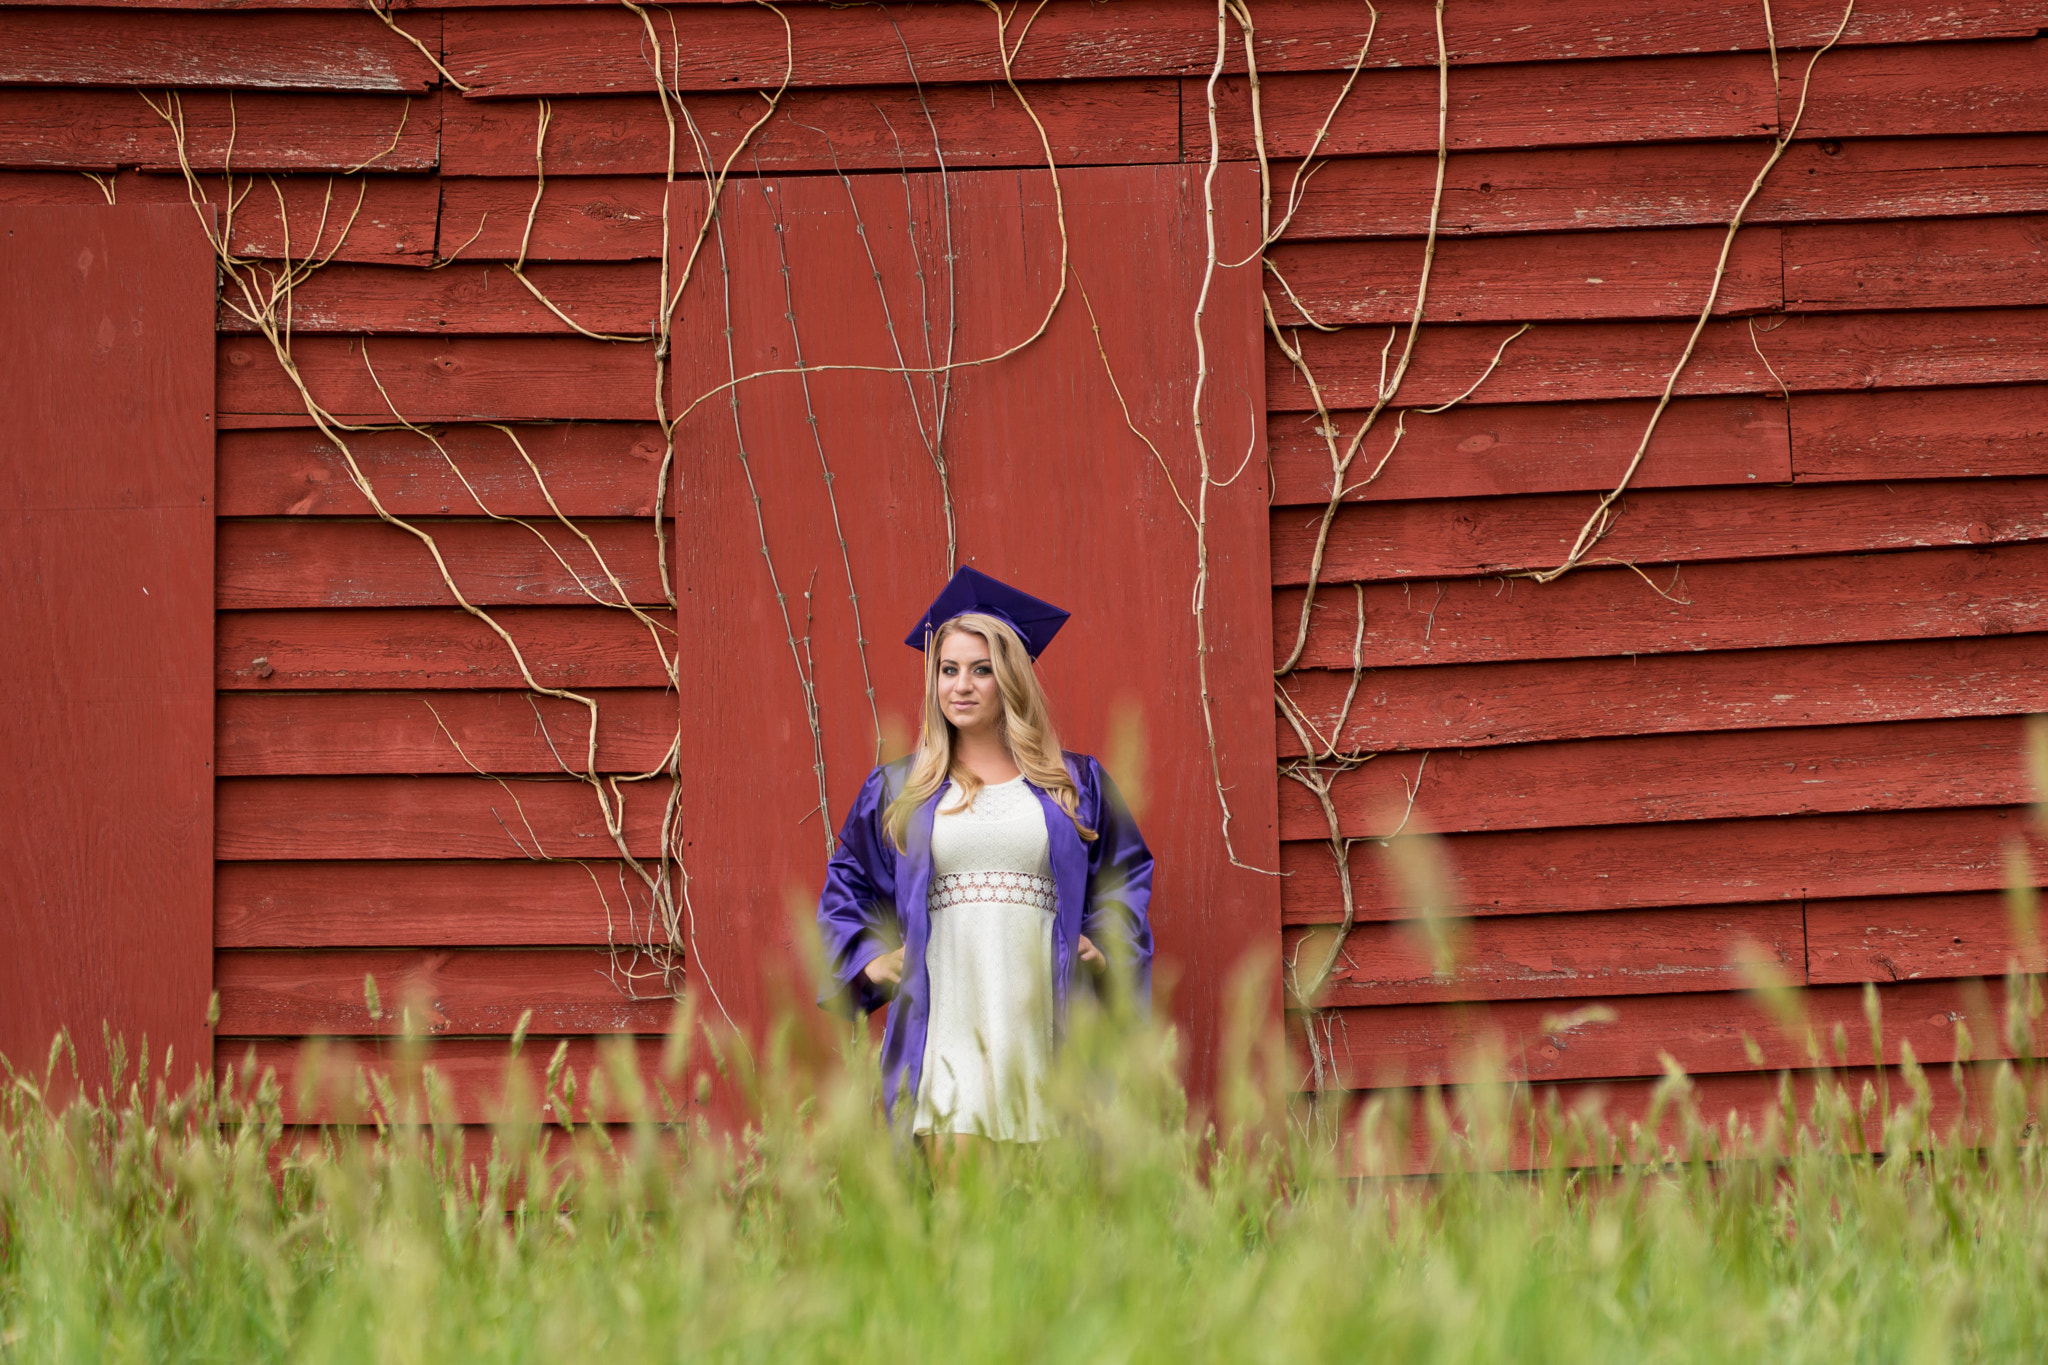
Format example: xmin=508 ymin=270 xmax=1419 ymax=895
xmin=883 ymin=612 xmax=1097 ymax=852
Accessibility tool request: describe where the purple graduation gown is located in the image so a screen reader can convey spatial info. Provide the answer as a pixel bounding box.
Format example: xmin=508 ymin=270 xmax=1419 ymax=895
xmin=815 ymin=751 xmax=1154 ymax=1120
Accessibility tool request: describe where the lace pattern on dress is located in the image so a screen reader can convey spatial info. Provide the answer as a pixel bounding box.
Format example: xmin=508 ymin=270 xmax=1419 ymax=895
xmin=929 ymin=869 xmax=1056 ymax=913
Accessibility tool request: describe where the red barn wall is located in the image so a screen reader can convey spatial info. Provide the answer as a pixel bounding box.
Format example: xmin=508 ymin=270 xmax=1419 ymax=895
xmin=3 ymin=1 xmax=2046 ymax=1149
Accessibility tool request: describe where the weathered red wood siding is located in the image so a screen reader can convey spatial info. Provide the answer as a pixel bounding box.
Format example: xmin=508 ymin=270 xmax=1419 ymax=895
xmin=4 ymin=1 xmax=2046 ymax=1152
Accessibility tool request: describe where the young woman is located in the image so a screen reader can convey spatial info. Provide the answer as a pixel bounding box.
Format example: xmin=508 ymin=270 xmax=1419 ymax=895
xmin=816 ymin=567 xmax=1154 ymax=1143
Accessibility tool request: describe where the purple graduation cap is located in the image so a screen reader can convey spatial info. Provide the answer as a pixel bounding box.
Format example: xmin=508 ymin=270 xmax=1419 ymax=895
xmin=903 ymin=565 xmax=1071 ymax=661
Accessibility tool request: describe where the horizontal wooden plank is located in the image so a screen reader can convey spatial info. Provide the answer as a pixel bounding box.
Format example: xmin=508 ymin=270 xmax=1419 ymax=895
xmin=217 ymin=518 xmax=668 ymax=609
xmin=1272 ymin=136 xmax=2048 ymax=241
xmin=1197 ymin=54 xmax=1777 ymax=162
xmin=217 ymin=262 xmax=661 ymax=335
xmin=218 ymin=608 xmax=675 ymax=691
xmin=214 ymin=948 xmax=676 ymax=1036
xmin=218 ymin=422 xmax=670 ymax=518
xmin=217 ymin=689 xmax=678 ymax=777
xmin=0 ymin=170 xmax=435 ymax=263
xmin=0 ymin=9 xmax=436 ymax=91
xmin=216 ymin=858 xmax=649 ymax=948
xmin=1281 ymin=806 xmax=2045 ymax=924
xmin=1789 ymin=39 xmax=2048 ymax=140
xmin=1785 ymin=215 xmax=2048 ymax=311
xmin=1268 ymin=395 xmax=1789 ymax=506
xmin=441 ymin=82 xmax=1179 ymax=177
xmin=217 ymin=1036 xmax=685 ymax=1126
xmin=217 ymin=774 xmax=670 ymax=860
xmin=0 ymin=88 xmax=437 ymax=172
xmin=218 ymin=336 xmax=656 ymax=421
xmin=1267 ymin=308 xmax=2048 ymax=411
xmin=1273 ymin=477 xmax=2048 ymax=584
xmin=437 ymin=176 xmax=666 ymax=261
xmin=445 ymin=1 xmax=2045 ymax=96
xmin=1791 ymin=385 xmax=2048 ymax=482
xmin=1277 ymin=633 xmax=2048 ymax=755
xmin=1266 ymin=227 xmax=1780 ymax=327
xmin=1279 ymin=541 xmax=2048 ymax=671
xmin=1308 ymin=978 xmax=2037 ymax=1088
xmin=1808 ymin=891 xmax=2048 ymax=984
xmin=1284 ymin=904 xmax=1803 ymax=1008
xmin=1279 ymin=716 xmax=2032 ymax=841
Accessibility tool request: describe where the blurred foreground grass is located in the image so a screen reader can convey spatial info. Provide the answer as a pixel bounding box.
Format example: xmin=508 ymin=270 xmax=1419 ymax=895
xmin=3 ymin=989 xmax=2047 ymax=1365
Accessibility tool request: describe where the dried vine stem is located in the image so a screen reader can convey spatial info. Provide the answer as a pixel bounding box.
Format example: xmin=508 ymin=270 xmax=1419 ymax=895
xmin=1271 ymin=0 xmax=1451 ymax=677
xmin=1524 ymin=0 xmax=1857 ymax=583
xmin=364 ymin=0 xmax=472 ymax=93
xmin=144 ymin=94 xmax=691 ymax=1000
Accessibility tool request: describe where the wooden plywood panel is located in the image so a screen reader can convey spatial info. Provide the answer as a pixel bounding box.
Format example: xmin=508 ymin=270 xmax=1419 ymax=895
xmin=435 ymin=177 xmax=668 ymax=262
xmin=670 ymin=164 xmax=1281 ymax=1088
xmin=1807 ymin=891 xmax=2048 ymax=983
xmin=0 ymin=205 xmax=215 ymax=1090
xmin=1791 ymin=385 xmax=2048 ymax=482
xmin=1270 ymin=137 xmax=2048 ymax=241
xmin=1784 ymin=215 xmax=2048 ymax=311
xmin=217 ymin=608 xmax=674 ymax=691
xmin=217 ymin=335 xmax=656 ymax=421
xmin=1277 ymin=541 xmax=2048 ymax=670
xmin=1267 ymin=395 xmax=1789 ymax=506
xmin=1267 ymin=308 xmax=2048 ymax=411
xmin=0 ymin=88 xmax=438 ymax=172
xmin=1281 ymin=806 xmax=2044 ymax=923
xmin=215 ymin=262 xmax=661 ymax=336
xmin=1278 ymin=634 xmax=2048 ymax=754
xmin=1787 ymin=38 xmax=2048 ymax=140
xmin=0 ymin=9 xmax=437 ymax=91
xmin=1278 ymin=716 xmax=2033 ymax=839
xmin=1274 ymin=477 xmax=2048 ymax=583
xmin=216 ymin=859 xmax=645 ymax=948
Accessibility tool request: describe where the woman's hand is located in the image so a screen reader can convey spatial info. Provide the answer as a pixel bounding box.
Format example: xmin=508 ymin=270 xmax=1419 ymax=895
xmin=863 ymin=946 xmax=906 ymax=992
xmin=1078 ymin=934 xmax=1106 ymax=972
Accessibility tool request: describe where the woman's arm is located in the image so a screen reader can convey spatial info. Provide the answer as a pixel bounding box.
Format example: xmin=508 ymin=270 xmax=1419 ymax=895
xmin=1080 ymin=758 xmax=1155 ymax=1008
xmin=816 ymin=767 xmax=901 ymax=1015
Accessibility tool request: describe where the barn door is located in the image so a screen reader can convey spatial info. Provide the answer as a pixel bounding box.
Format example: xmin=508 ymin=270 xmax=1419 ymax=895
xmin=670 ymin=164 xmax=1280 ymax=1088
xmin=0 ymin=206 xmax=216 ymax=1095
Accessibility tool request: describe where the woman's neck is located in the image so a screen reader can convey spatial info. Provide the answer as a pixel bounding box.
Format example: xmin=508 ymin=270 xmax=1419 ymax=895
xmin=951 ymin=729 xmax=1021 ymax=784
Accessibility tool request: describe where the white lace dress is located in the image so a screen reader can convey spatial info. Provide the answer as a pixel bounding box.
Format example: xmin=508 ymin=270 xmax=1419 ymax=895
xmin=912 ymin=775 xmax=1058 ymax=1141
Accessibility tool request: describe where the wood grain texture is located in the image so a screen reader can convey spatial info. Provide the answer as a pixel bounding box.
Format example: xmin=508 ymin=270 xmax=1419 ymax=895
xmin=1788 ymin=39 xmax=2048 ymax=140
xmin=218 ymin=608 xmax=675 ymax=691
xmin=1267 ymin=308 xmax=2048 ymax=411
xmin=1266 ymin=227 xmax=1781 ymax=326
xmin=1784 ymin=215 xmax=2048 ymax=311
xmin=217 ymin=335 xmax=656 ymax=421
xmin=1280 ymin=806 xmax=2045 ymax=923
xmin=0 ymin=88 xmax=437 ymax=171
xmin=1790 ymin=385 xmax=2048 ymax=482
xmin=216 ymin=775 xmax=670 ymax=861
xmin=1268 ymin=395 xmax=1789 ymax=506
xmin=217 ymin=689 xmax=679 ymax=777
xmin=1284 ymin=904 xmax=1804 ymax=1007
xmin=214 ymin=948 xmax=676 ymax=1037
xmin=1277 ymin=716 xmax=2034 ymax=840
xmin=216 ymin=859 xmax=649 ymax=948
xmin=1807 ymin=891 xmax=2048 ymax=984
xmin=436 ymin=176 xmax=667 ymax=261
xmin=1273 ymin=477 xmax=2048 ymax=583
xmin=1270 ymin=137 xmax=2048 ymax=241
xmin=1277 ymin=633 xmax=2048 ymax=755
xmin=216 ymin=262 xmax=662 ymax=335
xmin=0 ymin=205 xmax=215 ymax=1090
xmin=217 ymin=518 xmax=667 ymax=609
xmin=217 ymin=422 xmax=671 ymax=518
xmin=443 ymin=0 xmax=2045 ymax=96
xmin=1307 ymin=978 xmax=2039 ymax=1089
xmin=0 ymin=8 xmax=436 ymax=91
xmin=440 ymin=82 xmax=1180 ymax=177
xmin=0 ymin=170 xmax=436 ymax=263
xmin=1195 ymin=54 xmax=1778 ymax=162
xmin=1278 ymin=541 xmax=2048 ymax=670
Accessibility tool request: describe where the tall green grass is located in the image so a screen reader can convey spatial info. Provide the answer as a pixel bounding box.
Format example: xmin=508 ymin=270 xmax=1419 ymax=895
xmin=4 ymin=985 xmax=2046 ymax=1365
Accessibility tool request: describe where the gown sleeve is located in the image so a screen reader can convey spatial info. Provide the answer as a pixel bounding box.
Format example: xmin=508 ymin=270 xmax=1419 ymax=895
xmin=816 ymin=766 xmax=901 ymax=1017
xmin=1081 ymin=757 xmax=1155 ymax=1010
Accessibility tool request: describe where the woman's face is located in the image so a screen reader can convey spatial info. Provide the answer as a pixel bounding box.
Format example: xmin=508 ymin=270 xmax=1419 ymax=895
xmin=936 ymin=629 xmax=1001 ymax=738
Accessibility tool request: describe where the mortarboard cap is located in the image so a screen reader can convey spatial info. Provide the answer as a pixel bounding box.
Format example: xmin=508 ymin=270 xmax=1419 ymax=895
xmin=903 ymin=565 xmax=1070 ymax=661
